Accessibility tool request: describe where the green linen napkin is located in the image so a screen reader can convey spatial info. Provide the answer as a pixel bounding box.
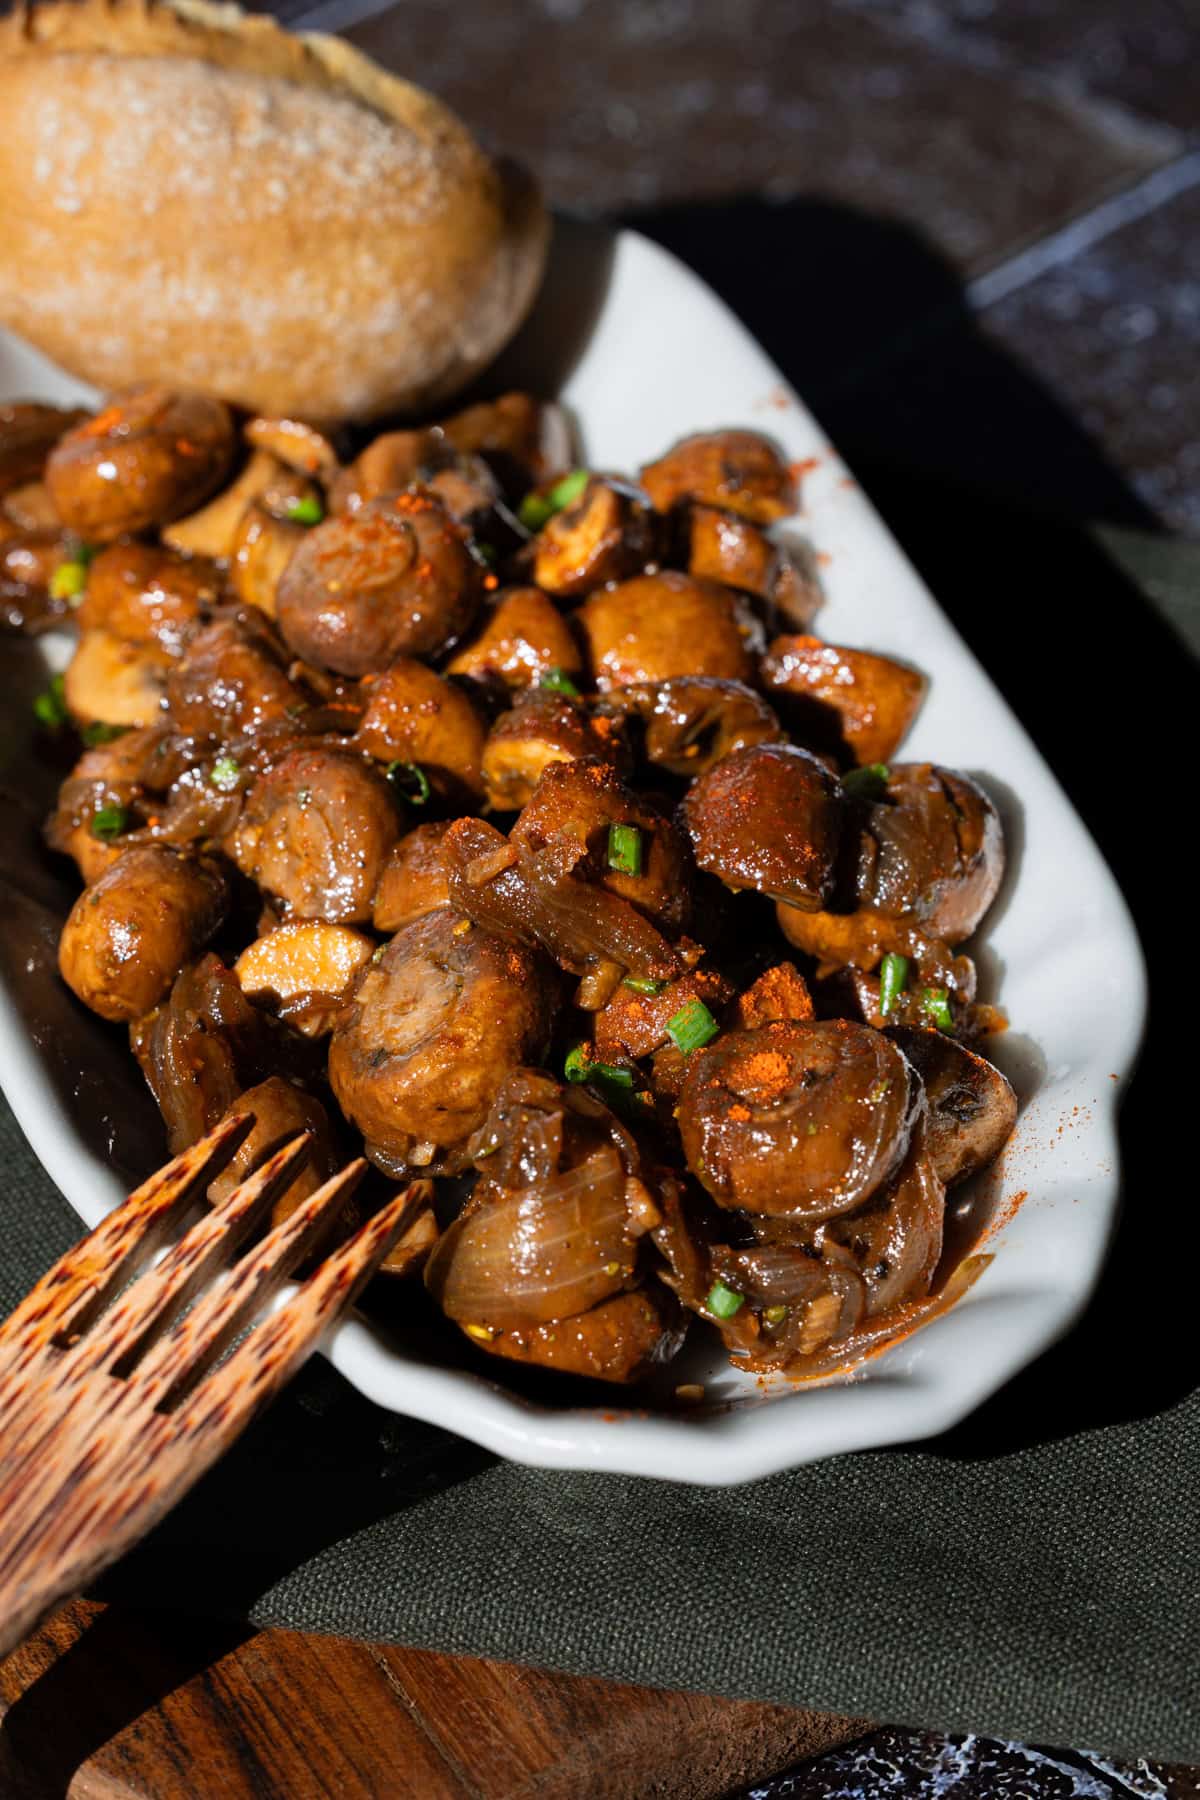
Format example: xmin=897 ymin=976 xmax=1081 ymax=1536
xmin=1 ymin=518 xmax=1195 ymax=1764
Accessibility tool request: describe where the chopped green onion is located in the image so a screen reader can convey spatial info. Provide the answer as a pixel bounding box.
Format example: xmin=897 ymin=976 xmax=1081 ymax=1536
xmin=474 ymin=540 xmax=497 ymax=567
xmin=922 ymin=987 xmax=954 ymax=1032
xmin=607 ymin=823 xmax=643 ymax=877
xmin=517 ymin=467 xmax=589 ymax=532
xmin=623 ymin=975 xmax=666 ymax=996
xmin=49 ymin=559 xmax=89 ymax=603
xmin=386 ymin=761 xmax=432 ymax=806
xmin=286 ymin=495 xmax=324 ymax=526
xmin=209 ymin=755 xmax=241 ymax=792
xmin=842 ymin=762 xmax=890 ymax=801
xmin=706 ymin=1280 xmax=745 ymax=1320
xmin=33 ymin=674 xmax=67 ymax=730
xmin=539 ymin=667 xmax=580 ymax=699
xmin=564 ymin=1043 xmax=636 ymax=1098
xmin=763 ymin=1304 xmax=789 ymax=1325
xmin=81 ymin=721 xmax=128 ymax=747
xmin=666 ymin=998 xmax=720 ymax=1055
xmin=878 ymin=951 xmax=909 ymax=1017
xmin=90 ymin=804 xmax=128 ymax=841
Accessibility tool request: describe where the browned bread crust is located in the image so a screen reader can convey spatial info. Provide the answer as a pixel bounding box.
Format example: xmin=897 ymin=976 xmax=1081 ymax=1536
xmin=0 ymin=0 xmax=548 ymax=421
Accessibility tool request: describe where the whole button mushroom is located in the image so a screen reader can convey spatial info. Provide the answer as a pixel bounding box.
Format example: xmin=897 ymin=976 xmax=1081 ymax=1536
xmin=677 ymin=1018 xmax=918 ymax=1219
xmin=681 ymin=741 xmax=842 ymax=911
xmin=276 ymin=492 xmax=479 ymax=677
xmin=46 ymin=388 xmax=235 ymax=541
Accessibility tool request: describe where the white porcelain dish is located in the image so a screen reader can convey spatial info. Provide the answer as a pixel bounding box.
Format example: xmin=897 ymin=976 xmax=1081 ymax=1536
xmin=0 ymin=225 xmax=1147 ymax=1484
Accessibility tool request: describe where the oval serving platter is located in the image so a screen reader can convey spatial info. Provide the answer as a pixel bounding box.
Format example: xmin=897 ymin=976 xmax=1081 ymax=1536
xmin=0 ymin=221 xmax=1147 ymax=1484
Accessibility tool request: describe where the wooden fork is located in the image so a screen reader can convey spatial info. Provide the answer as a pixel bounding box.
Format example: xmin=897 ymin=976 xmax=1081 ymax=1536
xmin=0 ymin=1115 xmax=423 ymax=1658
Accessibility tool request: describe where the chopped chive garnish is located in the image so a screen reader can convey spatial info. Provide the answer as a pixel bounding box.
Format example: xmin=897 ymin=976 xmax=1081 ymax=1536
xmin=539 ymin=667 xmax=581 ymax=699
xmin=706 ymin=1280 xmax=745 ymax=1320
xmin=922 ymin=986 xmax=954 ymax=1032
xmin=842 ymin=762 xmax=890 ymax=801
xmin=517 ymin=467 xmax=589 ymax=531
xmin=474 ymin=540 xmax=497 ymax=567
xmin=49 ymin=559 xmax=89 ymax=603
xmin=623 ymin=975 xmax=666 ymax=996
xmin=565 ymin=1044 xmax=635 ymax=1096
xmin=286 ymin=495 xmax=324 ymax=526
xmin=666 ymin=998 xmax=720 ymax=1054
xmin=209 ymin=754 xmax=241 ymax=792
xmin=81 ymin=721 xmax=128 ymax=747
xmin=90 ymin=803 xmax=128 ymax=841
xmin=879 ymin=951 xmax=909 ymax=1016
xmin=607 ymin=823 xmax=643 ymax=876
xmin=386 ymin=761 xmax=431 ymax=805
xmin=763 ymin=1304 xmax=789 ymax=1325
xmin=33 ymin=674 xmax=67 ymax=730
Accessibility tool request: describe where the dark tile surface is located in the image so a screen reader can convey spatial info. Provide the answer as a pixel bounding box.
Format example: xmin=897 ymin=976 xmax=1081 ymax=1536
xmin=841 ymin=0 xmax=1200 ymax=137
xmin=978 ymin=175 xmax=1200 ymax=536
xmin=347 ymin=0 xmax=1171 ymax=272
xmin=739 ymin=1727 xmax=1194 ymax=1798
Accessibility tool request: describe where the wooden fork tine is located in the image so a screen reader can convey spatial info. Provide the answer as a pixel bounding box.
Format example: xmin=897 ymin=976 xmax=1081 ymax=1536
xmin=174 ymin=1184 xmax=425 ymax=1436
xmin=0 ymin=1115 xmax=251 ymax=1428
xmin=132 ymin=1160 xmax=369 ymax=1408
xmin=0 ymin=1180 xmax=416 ymax=1660
xmin=79 ymin=1134 xmax=315 ymax=1379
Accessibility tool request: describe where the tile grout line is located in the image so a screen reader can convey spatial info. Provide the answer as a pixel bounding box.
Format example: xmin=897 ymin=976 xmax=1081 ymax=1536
xmin=965 ymin=150 xmax=1200 ymax=312
xmin=286 ymin=0 xmax=398 ymax=35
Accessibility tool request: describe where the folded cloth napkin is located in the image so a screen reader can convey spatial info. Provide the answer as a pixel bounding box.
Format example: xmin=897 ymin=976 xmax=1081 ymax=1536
xmin=1 ymin=519 xmax=1195 ymax=1764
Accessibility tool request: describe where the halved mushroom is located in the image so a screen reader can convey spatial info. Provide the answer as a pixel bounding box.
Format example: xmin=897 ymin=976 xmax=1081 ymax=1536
xmin=532 ymin=475 xmax=656 ymax=597
xmin=886 ymin=1025 xmax=1017 ymax=1186
xmin=165 ymin=613 xmax=305 ymax=745
xmin=327 ymin=429 xmax=430 ymax=516
xmin=682 ymin=742 xmax=842 ymax=910
xmin=59 ymin=844 xmax=229 ymax=1022
xmin=680 ymin=505 xmax=816 ymax=630
xmin=327 ymin=909 xmax=557 ymax=1175
xmin=640 ymin=430 xmax=795 ymax=523
xmin=481 ymin=690 xmax=627 ymax=812
xmin=244 ymin=416 xmax=341 ymax=481
xmin=276 ymin=492 xmax=479 ymax=677
xmin=354 ymin=658 xmax=486 ymax=803
xmin=578 ymin=571 xmax=762 ymax=690
xmin=46 ymin=388 xmax=235 ymax=542
xmin=677 ymin=1018 xmax=918 ymax=1218
xmin=230 ymin=503 xmax=307 ymax=620
xmin=234 ymin=921 xmax=376 ymax=1036
xmin=599 ymin=676 xmax=783 ymax=778
xmin=162 ymin=449 xmax=319 ymax=558
xmin=44 ymin=724 xmax=169 ymax=884
xmin=79 ymin=541 xmax=222 ymax=653
xmin=207 ymin=1076 xmax=338 ymax=1225
xmin=64 ymin=628 xmax=173 ymax=728
xmin=855 ymin=764 xmax=1004 ymax=944
xmin=372 ymin=821 xmax=454 ymax=933
xmin=447 ymin=586 xmax=584 ymax=695
xmin=761 ymin=636 xmax=927 ymax=767
xmin=228 ymin=745 xmax=400 ymax=925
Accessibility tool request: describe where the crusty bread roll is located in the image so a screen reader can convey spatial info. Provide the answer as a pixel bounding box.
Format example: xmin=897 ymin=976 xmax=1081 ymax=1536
xmin=0 ymin=0 xmax=548 ymax=421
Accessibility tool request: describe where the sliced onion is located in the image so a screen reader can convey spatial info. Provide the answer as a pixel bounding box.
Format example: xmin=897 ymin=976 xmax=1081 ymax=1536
xmin=426 ymin=1144 xmax=634 ymax=1329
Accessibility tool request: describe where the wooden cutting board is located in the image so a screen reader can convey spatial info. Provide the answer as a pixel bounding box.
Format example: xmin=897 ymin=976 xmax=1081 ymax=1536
xmin=0 ymin=1600 xmax=868 ymax=1798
